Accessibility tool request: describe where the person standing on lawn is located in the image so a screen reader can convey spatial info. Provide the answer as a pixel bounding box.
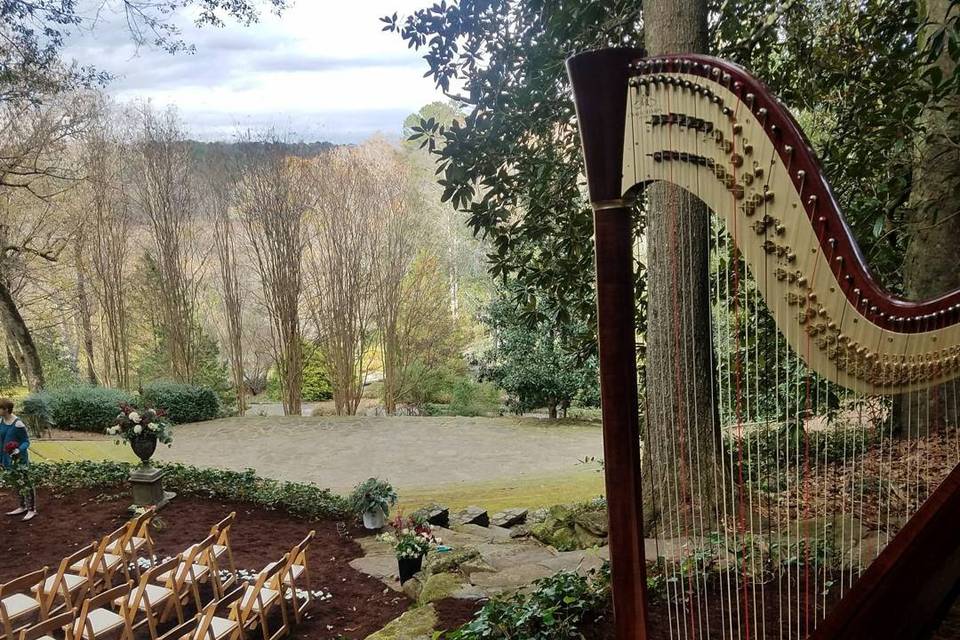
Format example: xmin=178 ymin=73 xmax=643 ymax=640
xmin=0 ymin=398 xmax=37 ymax=521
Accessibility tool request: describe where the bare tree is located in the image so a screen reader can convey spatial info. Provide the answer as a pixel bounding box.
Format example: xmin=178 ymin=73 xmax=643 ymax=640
xmin=236 ymin=136 xmax=310 ymax=415
xmin=202 ymin=150 xmax=247 ymax=413
xmin=0 ymin=95 xmax=90 ymax=390
xmin=81 ymin=102 xmax=133 ymax=388
xmin=307 ymin=147 xmax=379 ymax=416
xmin=130 ymin=104 xmax=204 ymax=383
xmin=369 ymin=145 xmax=420 ymax=414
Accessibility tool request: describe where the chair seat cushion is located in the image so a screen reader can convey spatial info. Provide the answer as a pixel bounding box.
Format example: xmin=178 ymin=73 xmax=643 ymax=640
xmin=81 ymin=607 xmax=125 ymax=639
xmin=208 ymin=616 xmax=239 ymax=640
xmin=241 ymin=585 xmax=280 ymax=612
xmin=72 ymin=553 xmax=122 ymax=574
xmin=260 ymin=562 xmax=305 ymax=586
xmin=156 ymin=563 xmax=210 ymax=584
xmin=1 ymin=592 xmax=41 ymax=619
xmin=116 ymin=584 xmax=172 ymax=610
xmin=34 ymin=573 xmax=85 ymax=595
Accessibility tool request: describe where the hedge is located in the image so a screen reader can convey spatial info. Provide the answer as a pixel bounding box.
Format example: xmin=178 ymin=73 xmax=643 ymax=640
xmin=6 ymin=460 xmax=349 ymax=520
xmin=140 ymin=381 xmax=221 ymax=424
xmin=24 ymin=386 xmax=136 ymax=433
xmin=20 ymin=382 xmax=222 ymax=433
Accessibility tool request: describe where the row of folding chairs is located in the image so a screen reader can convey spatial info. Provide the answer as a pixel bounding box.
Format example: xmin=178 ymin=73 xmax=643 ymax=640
xmin=3 ymin=508 xmax=316 ymax=640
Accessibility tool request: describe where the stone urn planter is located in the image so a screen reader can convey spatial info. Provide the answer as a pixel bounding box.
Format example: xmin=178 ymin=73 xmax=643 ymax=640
xmin=107 ymin=406 xmax=176 ymax=510
xmin=398 ymin=555 xmax=424 ymax=584
xmin=130 ymin=434 xmax=158 ymax=465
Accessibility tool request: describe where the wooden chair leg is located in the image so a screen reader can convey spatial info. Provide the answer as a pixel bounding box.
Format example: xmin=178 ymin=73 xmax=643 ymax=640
xmin=146 ymin=609 xmax=159 ymax=640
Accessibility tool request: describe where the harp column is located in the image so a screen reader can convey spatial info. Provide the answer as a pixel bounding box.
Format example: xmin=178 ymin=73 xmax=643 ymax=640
xmin=568 ymin=48 xmax=649 ymax=640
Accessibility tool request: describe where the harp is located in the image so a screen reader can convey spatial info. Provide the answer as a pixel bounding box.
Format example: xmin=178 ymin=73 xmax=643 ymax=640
xmin=568 ymin=48 xmax=960 ymax=640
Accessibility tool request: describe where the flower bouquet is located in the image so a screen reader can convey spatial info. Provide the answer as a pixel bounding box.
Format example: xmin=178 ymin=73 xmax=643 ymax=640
xmin=107 ymin=404 xmax=173 ymax=465
xmin=378 ymin=513 xmax=441 ymax=583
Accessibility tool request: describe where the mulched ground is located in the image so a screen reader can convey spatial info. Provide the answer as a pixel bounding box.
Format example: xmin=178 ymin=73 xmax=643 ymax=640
xmin=433 ymin=597 xmax=483 ymax=632
xmin=0 ymin=488 xmax=410 ymax=639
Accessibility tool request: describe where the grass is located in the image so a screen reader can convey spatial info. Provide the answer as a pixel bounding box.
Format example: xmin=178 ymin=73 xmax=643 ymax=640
xmin=397 ymin=465 xmax=606 ymax=513
xmin=31 ymin=440 xmax=139 ymax=463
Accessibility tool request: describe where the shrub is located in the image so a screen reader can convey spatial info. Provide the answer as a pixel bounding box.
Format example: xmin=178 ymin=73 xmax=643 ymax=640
xmin=447 ymin=378 xmax=501 ymax=417
xmin=140 ymin=381 xmax=221 ymax=424
xmin=447 ymin=568 xmax=610 ymax=639
xmin=19 ymin=394 xmax=53 ymax=437
xmin=4 ymin=460 xmax=349 ymax=520
xmin=27 ymin=386 xmax=136 ymax=433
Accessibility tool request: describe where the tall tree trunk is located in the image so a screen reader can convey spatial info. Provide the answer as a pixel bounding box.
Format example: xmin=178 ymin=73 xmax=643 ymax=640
xmin=74 ymin=242 xmax=97 ymax=385
xmin=895 ymin=0 xmax=960 ymax=437
xmin=641 ymin=0 xmax=719 ymax=535
xmin=0 ymin=280 xmax=45 ymax=391
xmin=6 ymin=346 xmax=22 ymax=385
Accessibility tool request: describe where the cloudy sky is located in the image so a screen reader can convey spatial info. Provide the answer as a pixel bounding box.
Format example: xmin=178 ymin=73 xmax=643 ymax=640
xmin=62 ymin=1 xmax=447 ymax=143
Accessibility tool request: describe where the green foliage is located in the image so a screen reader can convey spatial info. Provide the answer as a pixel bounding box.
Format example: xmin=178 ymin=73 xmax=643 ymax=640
xmin=386 ymin=1 xmax=645 ymax=349
xmin=479 ymin=294 xmax=599 ymax=417
xmin=447 ymin=377 xmax=501 ymax=417
xmin=389 ymin=0 xmax=960 ymax=380
xmin=445 ymin=568 xmax=610 ymax=640
xmin=2 ymin=460 xmax=349 ymax=519
xmin=266 ymin=343 xmax=333 ymax=402
xmin=26 ymin=386 xmax=135 ymax=433
xmin=349 ymin=477 xmax=399 ymax=517
xmin=34 ymin=328 xmax=80 ymax=389
xmin=140 ymin=381 xmax=221 ymax=424
xmin=302 ymin=346 xmax=334 ymax=402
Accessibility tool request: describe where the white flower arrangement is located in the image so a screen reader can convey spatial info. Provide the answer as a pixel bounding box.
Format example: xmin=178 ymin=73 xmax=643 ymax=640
xmin=107 ymin=405 xmax=173 ymax=448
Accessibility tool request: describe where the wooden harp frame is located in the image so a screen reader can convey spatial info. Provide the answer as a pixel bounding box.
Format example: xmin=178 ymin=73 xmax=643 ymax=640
xmin=567 ymin=47 xmax=960 ymax=640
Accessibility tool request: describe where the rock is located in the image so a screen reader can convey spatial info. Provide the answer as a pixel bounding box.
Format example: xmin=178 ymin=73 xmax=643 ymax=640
xmin=531 ymin=518 xmax=580 ymax=552
xmin=364 ymin=604 xmax=438 ymax=640
xmin=349 ymin=555 xmax=404 ymax=592
xmin=419 ymin=572 xmax=464 ymax=605
xmin=469 ymin=563 xmax=554 ymax=590
xmin=401 ymin=574 xmax=424 ymax=601
xmin=460 ymin=523 xmax=512 ymax=542
xmin=510 ymin=525 xmax=532 ymax=539
xmin=453 ymin=506 xmax=489 ymax=527
xmin=491 ymin=508 xmax=528 ymax=528
xmin=425 ymin=547 xmax=480 ymax=575
xmin=574 ymin=510 xmax=609 ymax=538
xmin=527 ymin=507 xmax=549 ymax=525
xmin=573 ymin=523 xmax=605 ymax=549
xmin=412 ymin=503 xmax=450 ymax=528
xmin=459 ymin=557 xmax=497 ymax=576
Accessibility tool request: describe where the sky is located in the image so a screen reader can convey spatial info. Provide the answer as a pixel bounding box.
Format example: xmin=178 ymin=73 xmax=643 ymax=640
xmin=62 ymin=1 xmax=448 ymax=143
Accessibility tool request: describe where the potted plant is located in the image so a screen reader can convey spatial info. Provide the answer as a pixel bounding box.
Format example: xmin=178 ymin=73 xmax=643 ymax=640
xmin=379 ymin=513 xmax=440 ymax=583
xmin=107 ymin=404 xmax=174 ymax=466
xmin=350 ymin=477 xmax=398 ymax=529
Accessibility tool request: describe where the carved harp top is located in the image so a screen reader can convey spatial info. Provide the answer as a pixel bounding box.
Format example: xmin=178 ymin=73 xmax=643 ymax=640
xmin=569 ymin=48 xmax=960 ymax=395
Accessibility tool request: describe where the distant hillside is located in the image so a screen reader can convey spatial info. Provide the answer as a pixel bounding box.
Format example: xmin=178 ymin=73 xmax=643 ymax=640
xmin=189 ymin=140 xmax=341 ymax=160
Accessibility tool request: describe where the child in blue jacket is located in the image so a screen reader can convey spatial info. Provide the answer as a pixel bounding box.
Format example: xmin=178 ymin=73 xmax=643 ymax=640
xmin=0 ymin=397 xmax=37 ymax=521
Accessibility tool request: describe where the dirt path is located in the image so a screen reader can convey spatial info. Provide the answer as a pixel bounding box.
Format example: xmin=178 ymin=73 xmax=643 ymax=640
xmin=152 ymin=415 xmax=604 ymax=506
